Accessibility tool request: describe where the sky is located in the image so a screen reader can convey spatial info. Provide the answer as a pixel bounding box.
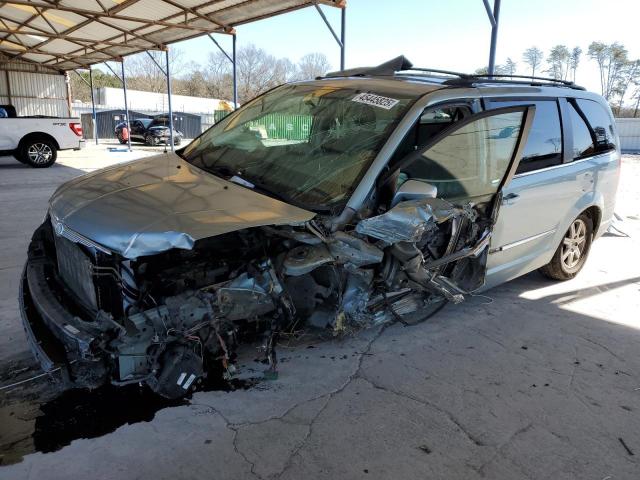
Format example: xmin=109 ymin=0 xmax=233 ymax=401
xmin=170 ymin=0 xmax=640 ymax=98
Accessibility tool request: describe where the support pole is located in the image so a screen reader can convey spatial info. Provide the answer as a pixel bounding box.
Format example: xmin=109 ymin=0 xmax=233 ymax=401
xmin=232 ymin=34 xmax=237 ymax=110
xmin=340 ymin=6 xmax=346 ymax=70
xmin=487 ymin=0 xmax=501 ymax=76
xmin=166 ymin=48 xmax=174 ymax=151
xmin=64 ymin=72 xmax=72 ymax=117
xmin=89 ymin=67 xmax=98 ymax=145
xmin=120 ymin=59 xmax=132 ymax=152
xmin=314 ymin=3 xmax=344 ymax=71
xmin=206 ymin=33 xmax=237 ymax=110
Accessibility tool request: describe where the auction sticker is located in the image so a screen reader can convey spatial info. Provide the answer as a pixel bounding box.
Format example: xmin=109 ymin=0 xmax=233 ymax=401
xmin=351 ymin=92 xmax=399 ymax=110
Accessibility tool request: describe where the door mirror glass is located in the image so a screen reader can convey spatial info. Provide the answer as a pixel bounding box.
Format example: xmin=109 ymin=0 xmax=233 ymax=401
xmin=391 ymin=179 xmax=438 ymax=207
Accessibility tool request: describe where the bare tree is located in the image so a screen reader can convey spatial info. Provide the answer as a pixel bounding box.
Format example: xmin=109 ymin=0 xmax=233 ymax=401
xmin=616 ymin=59 xmax=640 ymax=113
xmin=546 ymin=45 xmax=571 ymax=80
xmin=205 ymin=51 xmax=234 ymax=100
xmin=204 ymin=44 xmax=298 ymax=104
xmin=296 ymin=52 xmax=332 ymax=80
xmin=125 ymin=48 xmax=186 ymax=93
xmin=588 ymin=41 xmax=628 ymax=100
xmin=504 ymin=58 xmax=517 ymax=78
xmin=632 ymin=87 xmax=640 ymax=118
xmin=473 ymin=64 xmax=508 ymax=76
xmin=522 ymin=47 xmax=544 ymax=78
xmin=175 ymin=64 xmax=209 ymax=98
xmin=70 ymin=70 xmax=120 ymax=103
xmin=569 ymin=47 xmax=582 ymax=82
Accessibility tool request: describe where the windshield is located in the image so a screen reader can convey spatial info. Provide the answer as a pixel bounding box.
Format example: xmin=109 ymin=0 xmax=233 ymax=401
xmin=181 ymin=83 xmax=418 ymax=210
xmin=139 ymin=119 xmax=152 ymax=127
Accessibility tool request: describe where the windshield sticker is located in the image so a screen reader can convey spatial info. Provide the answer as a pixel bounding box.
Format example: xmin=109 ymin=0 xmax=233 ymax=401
xmin=351 ymin=93 xmax=399 ymax=110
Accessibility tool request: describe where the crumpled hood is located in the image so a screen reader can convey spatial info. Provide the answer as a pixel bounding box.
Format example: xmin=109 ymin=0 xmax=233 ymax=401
xmin=49 ymin=153 xmax=315 ymax=258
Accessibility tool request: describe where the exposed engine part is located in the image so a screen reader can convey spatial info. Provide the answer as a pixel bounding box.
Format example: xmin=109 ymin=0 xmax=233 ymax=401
xmin=147 ymin=344 xmax=204 ymax=399
xmin=30 ymin=197 xmax=492 ymax=398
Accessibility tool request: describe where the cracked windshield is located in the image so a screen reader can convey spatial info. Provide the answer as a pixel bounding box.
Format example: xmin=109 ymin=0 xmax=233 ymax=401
xmin=182 ymin=83 xmax=418 ymax=209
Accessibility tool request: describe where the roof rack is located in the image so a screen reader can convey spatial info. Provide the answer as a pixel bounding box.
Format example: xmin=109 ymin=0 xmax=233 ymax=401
xmin=443 ymin=75 xmax=585 ymax=90
xmin=321 ymin=56 xmax=586 ymax=90
xmin=396 ymin=67 xmax=472 ymax=79
xmin=470 ymin=73 xmax=576 ymax=85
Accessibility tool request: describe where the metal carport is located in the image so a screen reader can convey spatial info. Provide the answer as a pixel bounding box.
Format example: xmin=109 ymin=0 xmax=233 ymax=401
xmin=0 ymin=0 xmax=503 ymax=151
xmin=0 ymin=0 xmax=347 ymax=150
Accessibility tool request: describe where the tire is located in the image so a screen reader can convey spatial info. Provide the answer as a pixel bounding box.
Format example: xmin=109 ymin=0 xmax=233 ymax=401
xmin=145 ymin=135 xmax=158 ymax=146
xmin=539 ymin=213 xmax=593 ymax=281
xmin=19 ymin=137 xmax=57 ymax=168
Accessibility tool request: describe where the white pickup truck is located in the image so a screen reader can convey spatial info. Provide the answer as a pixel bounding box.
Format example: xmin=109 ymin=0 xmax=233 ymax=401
xmin=0 ymin=104 xmax=85 ymax=168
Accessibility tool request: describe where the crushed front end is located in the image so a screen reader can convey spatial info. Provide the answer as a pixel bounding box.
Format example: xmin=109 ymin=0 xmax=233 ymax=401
xmin=21 ymin=196 xmax=491 ymax=399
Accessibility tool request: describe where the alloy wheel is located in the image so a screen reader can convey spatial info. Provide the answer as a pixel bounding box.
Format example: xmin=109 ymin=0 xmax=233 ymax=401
xmin=561 ymin=218 xmax=587 ymax=270
xmin=27 ymin=143 xmax=53 ymax=165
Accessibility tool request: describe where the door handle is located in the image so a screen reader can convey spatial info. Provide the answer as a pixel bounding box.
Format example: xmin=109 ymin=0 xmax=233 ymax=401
xmin=502 ymin=192 xmax=519 ymax=205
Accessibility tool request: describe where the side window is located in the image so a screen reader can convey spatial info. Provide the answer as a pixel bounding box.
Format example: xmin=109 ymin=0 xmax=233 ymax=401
xmin=390 ymin=104 xmax=473 ymax=164
xmin=567 ymin=103 xmax=595 ymax=159
xmin=575 ymin=99 xmax=617 ymax=152
xmin=415 ymin=106 xmax=472 ymax=148
xmin=490 ymin=100 xmax=562 ymax=174
xmin=401 ymin=109 xmax=526 ymax=200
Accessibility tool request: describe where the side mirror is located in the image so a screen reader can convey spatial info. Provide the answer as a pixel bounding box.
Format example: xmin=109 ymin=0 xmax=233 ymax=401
xmin=391 ymin=179 xmax=438 ymax=207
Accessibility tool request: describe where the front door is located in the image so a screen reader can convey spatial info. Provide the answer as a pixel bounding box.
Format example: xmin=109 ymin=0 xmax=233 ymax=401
xmin=389 ymin=105 xmax=535 ymax=291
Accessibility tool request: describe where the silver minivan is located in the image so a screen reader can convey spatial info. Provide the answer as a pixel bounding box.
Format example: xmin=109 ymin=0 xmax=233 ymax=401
xmin=20 ymin=57 xmax=620 ymax=398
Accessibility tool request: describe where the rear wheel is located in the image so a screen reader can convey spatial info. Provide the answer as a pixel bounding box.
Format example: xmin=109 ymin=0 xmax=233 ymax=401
xmin=19 ymin=137 xmax=57 ymax=168
xmin=539 ymin=213 xmax=593 ymax=280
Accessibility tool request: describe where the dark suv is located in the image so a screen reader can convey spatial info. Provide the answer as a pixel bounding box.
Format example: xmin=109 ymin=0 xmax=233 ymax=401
xmin=115 ymin=117 xmax=183 ymax=146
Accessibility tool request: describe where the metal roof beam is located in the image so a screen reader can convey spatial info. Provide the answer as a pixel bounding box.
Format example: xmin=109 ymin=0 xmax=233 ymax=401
xmin=0 ymin=28 xmax=149 ymax=49
xmin=2 ymin=0 xmax=229 ymax=32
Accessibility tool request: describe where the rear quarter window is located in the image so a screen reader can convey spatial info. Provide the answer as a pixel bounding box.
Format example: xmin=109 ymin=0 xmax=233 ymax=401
xmin=575 ymin=99 xmax=617 ymax=153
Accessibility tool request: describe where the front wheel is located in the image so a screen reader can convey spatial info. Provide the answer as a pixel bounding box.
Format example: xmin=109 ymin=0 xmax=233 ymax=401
xmin=19 ymin=137 xmax=57 ymax=168
xmin=539 ymin=214 xmax=593 ymax=281
xmin=145 ymin=135 xmax=158 ymax=146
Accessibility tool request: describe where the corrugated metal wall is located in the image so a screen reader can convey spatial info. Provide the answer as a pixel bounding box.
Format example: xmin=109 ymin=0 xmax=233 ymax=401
xmin=0 ymin=56 xmax=69 ymax=117
xmin=616 ymin=118 xmax=640 ymax=152
xmin=80 ymin=110 xmax=202 ymax=139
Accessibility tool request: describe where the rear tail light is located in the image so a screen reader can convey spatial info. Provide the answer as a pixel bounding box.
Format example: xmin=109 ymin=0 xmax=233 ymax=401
xmin=70 ymin=122 xmax=83 ymax=137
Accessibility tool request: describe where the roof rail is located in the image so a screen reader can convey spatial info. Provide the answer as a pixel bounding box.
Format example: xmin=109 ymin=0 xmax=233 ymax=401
xmin=321 ymin=56 xmax=586 ymax=90
xmin=396 ymin=67 xmax=472 ymax=78
xmin=443 ymin=75 xmax=586 ymax=90
xmin=470 ymin=73 xmax=578 ymax=86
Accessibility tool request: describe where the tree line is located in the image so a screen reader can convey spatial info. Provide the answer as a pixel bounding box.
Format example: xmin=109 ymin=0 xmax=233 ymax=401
xmin=70 ymin=45 xmax=331 ymax=109
xmin=72 ymin=41 xmax=640 ymax=118
xmin=483 ymin=42 xmax=640 ymax=117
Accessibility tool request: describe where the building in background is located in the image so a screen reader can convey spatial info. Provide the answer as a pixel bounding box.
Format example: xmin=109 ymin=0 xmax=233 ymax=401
xmin=73 ymin=87 xmax=234 ymax=139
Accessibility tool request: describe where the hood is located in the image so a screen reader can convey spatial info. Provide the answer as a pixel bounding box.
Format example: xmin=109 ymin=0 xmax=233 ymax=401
xmin=49 ymin=153 xmax=315 ymax=259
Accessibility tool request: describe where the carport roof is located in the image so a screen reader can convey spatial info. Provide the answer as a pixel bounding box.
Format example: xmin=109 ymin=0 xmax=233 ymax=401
xmin=0 ymin=0 xmax=344 ymax=72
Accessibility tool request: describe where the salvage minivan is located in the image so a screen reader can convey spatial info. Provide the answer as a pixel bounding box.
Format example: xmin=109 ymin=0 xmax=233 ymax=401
xmin=20 ymin=57 xmax=620 ymax=398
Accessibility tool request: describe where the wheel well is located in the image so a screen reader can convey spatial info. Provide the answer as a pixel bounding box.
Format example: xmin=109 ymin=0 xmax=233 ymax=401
xmin=582 ymin=206 xmax=602 ymax=236
xmin=19 ymin=132 xmax=60 ymax=151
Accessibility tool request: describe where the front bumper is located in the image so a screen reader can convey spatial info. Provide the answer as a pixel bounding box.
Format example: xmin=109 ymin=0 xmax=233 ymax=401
xmin=153 ymin=135 xmax=182 ymax=144
xmin=19 ymin=258 xmax=108 ymax=388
